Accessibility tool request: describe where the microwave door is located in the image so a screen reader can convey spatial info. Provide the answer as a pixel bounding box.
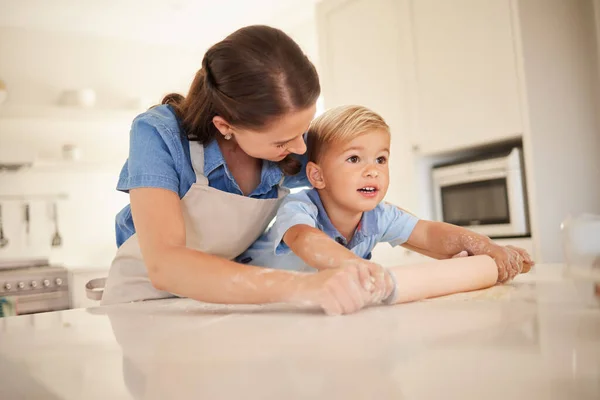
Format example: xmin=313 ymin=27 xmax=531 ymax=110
xmin=434 ymin=170 xmax=515 ymax=236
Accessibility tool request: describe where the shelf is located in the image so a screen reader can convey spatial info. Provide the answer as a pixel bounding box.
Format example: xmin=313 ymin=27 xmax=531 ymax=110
xmin=0 ymin=104 xmax=141 ymax=122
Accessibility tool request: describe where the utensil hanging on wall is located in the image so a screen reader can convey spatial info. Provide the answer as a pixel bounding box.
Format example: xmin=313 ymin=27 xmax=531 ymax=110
xmin=51 ymin=202 xmax=62 ymax=247
xmin=0 ymin=204 xmax=8 ymax=248
xmin=24 ymin=203 xmax=30 ymax=246
xmin=0 ymin=79 xmax=7 ymax=105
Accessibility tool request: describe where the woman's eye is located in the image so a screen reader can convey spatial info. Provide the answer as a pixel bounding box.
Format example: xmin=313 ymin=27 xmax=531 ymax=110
xmin=276 ymin=143 xmax=286 ymax=149
xmin=346 ymin=155 xmax=360 ymax=163
xmin=376 ymin=156 xmax=387 ymax=164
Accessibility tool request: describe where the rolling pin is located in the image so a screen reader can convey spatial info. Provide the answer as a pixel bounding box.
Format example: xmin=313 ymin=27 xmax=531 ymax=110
xmin=388 ymin=255 xmax=498 ymax=304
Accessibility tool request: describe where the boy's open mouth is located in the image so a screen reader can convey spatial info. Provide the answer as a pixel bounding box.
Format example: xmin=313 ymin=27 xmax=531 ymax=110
xmin=357 ymin=186 xmax=379 ymax=197
xmin=357 ymin=186 xmax=377 ymax=193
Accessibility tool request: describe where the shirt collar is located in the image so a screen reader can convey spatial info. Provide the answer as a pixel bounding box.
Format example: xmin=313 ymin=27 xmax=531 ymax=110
xmin=203 ymin=139 xmax=283 ymax=197
xmin=257 ymin=160 xmax=284 ymax=196
xmin=305 ymin=189 xmax=379 ymax=246
xmin=203 ymin=139 xmax=226 ymax=177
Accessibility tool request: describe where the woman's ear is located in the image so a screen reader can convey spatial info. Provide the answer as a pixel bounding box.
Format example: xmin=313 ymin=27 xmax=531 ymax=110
xmin=212 ymin=116 xmax=233 ymax=138
xmin=307 ymin=161 xmax=326 ymax=189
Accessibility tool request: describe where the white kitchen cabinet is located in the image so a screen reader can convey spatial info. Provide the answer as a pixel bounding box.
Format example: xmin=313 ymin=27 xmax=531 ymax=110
xmin=316 ymin=0 xmax=418 ymax=212
xmin=317 ymin=0 xmax=523 ymax=157
xmin=409 ymin=0 xmax=523 ymax=154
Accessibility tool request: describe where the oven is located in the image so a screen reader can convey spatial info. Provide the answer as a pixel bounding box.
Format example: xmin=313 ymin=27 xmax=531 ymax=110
xmin=0 ymin=259 xmax=70 ymax=316
xmin=432 ymin=147 xmax=530 ymax=238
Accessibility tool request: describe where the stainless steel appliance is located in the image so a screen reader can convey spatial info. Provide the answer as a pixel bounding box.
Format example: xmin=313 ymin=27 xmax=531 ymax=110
xmin=0 ymin=258 xmax=69 ymax=315
xmin=432 ymin=147 xmax=530 ymax=238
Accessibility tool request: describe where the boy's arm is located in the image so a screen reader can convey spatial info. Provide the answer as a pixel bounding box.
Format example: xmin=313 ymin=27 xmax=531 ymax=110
xmin=283 ymin=224 xmax=361 ymax=270
xmin=406 ymin=220 xmax=534 ymax=281
xmin=400 ymin=242 xmax=456 ymax=259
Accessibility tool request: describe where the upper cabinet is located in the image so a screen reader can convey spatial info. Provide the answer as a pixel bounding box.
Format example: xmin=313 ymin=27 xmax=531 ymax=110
xmin=317 ymin=0 xmax=405 ymax=115
xmin=316 ymin=0 xmax=418 ymax=211
xmin=409 ymin=0 xmax=523 ymax=153
xmin=316 ymin=0 xmax=524 ymax=156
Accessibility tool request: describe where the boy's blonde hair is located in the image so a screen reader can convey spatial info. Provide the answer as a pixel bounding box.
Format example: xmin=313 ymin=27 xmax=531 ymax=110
xmin=306 ymin=105 xmax=390 ymax=163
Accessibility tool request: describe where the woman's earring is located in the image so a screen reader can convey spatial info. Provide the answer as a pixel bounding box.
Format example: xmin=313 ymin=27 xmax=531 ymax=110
xmin=224 ymin=133 xmax=233 ymax=140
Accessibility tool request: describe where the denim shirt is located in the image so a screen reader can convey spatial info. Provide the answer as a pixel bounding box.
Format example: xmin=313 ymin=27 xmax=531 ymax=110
xmin=114 ymin=105 xmax=310 ymax=247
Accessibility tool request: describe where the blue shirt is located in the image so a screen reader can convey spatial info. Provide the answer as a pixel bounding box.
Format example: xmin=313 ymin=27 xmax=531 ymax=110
xmin=114 ymin=105 xmax=310 ymax=247
xmin=236 ymin=188 xmax=420 ymax=271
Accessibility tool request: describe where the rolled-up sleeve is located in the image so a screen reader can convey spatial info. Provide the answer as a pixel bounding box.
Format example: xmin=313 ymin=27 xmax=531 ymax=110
xmin=271 ymin=194 xmax=319 ymax=255
xmin=378 ymin=203 xmax=420 ymax=247
xmin=116 ymin=116 xmax=181 ymax=194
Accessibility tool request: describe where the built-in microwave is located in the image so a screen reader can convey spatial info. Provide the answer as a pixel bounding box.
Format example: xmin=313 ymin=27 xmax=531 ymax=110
xmin=432 ymin=147 xmax=530 ymax=238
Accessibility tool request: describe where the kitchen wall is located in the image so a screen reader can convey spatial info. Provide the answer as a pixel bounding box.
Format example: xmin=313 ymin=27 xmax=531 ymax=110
xmin=517 ymin=0 xmax=600 ymax=262
xmin=0 ymin=27 xmax=202 ymax=268
xmin=0 ymin=168 xmax=126 ymax=268
xmin=0 ymin=27 xmax=203 ymax=109
xmin=0 ymin=18 xmax=319 ymax=269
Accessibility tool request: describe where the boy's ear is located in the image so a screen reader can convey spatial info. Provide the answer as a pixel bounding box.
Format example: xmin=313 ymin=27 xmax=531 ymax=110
xmin=307 ymin=161 xmax=326 ymax=189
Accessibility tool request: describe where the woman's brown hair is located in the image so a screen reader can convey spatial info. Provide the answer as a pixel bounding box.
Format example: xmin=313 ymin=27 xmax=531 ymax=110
xmin=162 ymin=25 xmax=320 ymax=175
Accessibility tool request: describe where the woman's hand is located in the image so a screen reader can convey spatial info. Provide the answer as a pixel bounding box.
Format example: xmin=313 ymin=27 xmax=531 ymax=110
xmin=289 ymin=263 xmax=386 ymax=315
xmin=339 ymin=259 xmax=395 ymax=305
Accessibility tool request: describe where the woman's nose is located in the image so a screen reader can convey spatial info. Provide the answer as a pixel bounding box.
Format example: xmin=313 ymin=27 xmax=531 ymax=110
xmin=288 ymin=135 xmax=307 ymax=155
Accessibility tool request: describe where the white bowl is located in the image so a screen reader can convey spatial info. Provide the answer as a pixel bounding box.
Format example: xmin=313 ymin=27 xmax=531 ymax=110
xmin=58 ymin=89 xmax=96 ymax=108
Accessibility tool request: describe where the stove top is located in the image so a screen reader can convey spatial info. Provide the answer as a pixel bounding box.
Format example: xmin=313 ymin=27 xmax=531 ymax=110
xmin=0 ymin=258 xmax=50 ymax=271
xmin=0 ymin=260 xmax=70 ymax=315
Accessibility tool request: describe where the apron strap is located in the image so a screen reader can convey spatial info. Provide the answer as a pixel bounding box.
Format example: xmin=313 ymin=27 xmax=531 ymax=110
xmin=189 ymin=141 xmax=209 ymax=186
xmin=85 ymin=278 xmax=106 ymax=301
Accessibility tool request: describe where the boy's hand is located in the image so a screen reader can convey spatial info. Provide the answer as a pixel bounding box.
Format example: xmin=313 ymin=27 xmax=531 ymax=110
xmin=507 ymin=245 xmax=535 ymax=273
xmin=487 ymin=245 xmax=534 ymax=283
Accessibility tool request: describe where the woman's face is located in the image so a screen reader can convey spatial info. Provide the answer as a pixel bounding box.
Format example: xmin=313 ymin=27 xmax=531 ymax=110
xmin=214 ymin=105 xmax=316 ymax=162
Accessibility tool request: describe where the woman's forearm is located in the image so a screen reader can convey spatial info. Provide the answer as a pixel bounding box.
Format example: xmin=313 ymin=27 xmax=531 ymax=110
xmin=283 ymin=224 xmax=360 ymax=270
xmin=147 ymin=246 xmax=302 ymax=304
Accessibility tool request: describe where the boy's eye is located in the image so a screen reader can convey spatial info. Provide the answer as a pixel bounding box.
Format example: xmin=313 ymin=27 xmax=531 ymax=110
xmin=346 ymin=155 xmax=360 ymax=163
xmin=276 ymin=143 xmax=287 ymax=149
xmin=376 ymin=156 xmax=387 ymax=164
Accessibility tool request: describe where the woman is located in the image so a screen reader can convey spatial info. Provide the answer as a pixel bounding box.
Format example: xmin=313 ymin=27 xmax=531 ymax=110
xmin=100 ymin=25 xmax=388 ymax=315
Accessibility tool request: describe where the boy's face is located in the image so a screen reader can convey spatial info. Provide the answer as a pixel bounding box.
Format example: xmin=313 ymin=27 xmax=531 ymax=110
xmin=313 ymin=129 xmax=390 ymax=212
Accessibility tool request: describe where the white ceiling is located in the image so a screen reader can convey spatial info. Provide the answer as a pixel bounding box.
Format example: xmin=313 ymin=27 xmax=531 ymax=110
xmin=0 ymin=0 xmax=319 ymax=47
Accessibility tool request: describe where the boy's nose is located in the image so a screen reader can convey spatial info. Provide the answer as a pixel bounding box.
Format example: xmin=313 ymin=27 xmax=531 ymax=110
xmin=365 ymin=168 xmax=379 ymax=178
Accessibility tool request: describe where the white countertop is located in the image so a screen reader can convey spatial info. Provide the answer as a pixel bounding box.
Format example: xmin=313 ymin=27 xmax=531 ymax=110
xmin=1 ymin=264 xmax=599 ymax=400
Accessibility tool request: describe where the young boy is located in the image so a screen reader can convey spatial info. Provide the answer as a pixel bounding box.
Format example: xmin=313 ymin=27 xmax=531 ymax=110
xmin=236 ymin=105 xmax=533 ymax=300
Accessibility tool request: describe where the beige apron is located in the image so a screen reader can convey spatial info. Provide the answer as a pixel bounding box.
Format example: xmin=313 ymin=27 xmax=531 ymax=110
xmin=92 ymin=141 xmax=289 ymax=305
